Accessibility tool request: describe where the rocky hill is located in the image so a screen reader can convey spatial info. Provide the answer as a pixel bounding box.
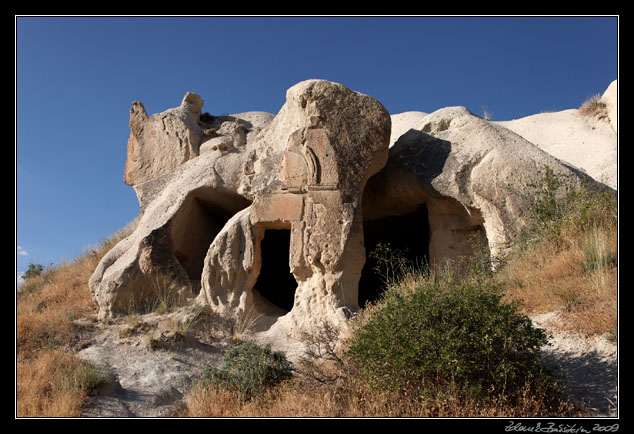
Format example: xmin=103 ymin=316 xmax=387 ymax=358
xmin=75 ymin=79 xmax=617 ymax=417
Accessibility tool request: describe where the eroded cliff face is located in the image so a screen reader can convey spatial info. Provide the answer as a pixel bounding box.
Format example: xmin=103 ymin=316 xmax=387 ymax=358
xmin=90 ymin=80 xmax=391 ymax=338
xmin=90 ymin=79 xmax=595 ymax=340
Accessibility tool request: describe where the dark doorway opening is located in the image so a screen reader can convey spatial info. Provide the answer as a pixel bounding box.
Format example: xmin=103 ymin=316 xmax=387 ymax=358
xmin=254 ymin=229 xmax=297 ymax=312
xmin=359 ymin=204 xmax=430 ymax=307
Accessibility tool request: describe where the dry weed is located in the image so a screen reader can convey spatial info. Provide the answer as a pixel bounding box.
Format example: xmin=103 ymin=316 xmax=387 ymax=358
xmin=16 ymin=349 xmax=107 ymax=417
xmin=183 ymin=372 xmax=579 ymax=417
xmin=578 ymin=94 xmax=608 ymax=120
xmin=500 ymin=214 xmax=617 ymax=336
xmin=16 ymin=224 xmax=134 ymax=416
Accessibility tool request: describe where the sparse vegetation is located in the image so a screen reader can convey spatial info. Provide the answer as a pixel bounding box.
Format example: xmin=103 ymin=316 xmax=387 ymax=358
xmin=16 ymin=166 xmax=616 ymax=417
xmin=481 ymin=105 xmax=493 ymax=121
xmin=578 ymin=94 xmax=608 ymax=120
xmin=499 ymin=166 xmax=617 ymax=335
xmin=228 ymin=307 xmax=263 ymax=343
xmin=16 ymin=224 xmax=135 ymax=417
xmin=196 ymin=341 xmax=293 ymax=401
xmin=16 ymin=349 xmax=110 ymax=417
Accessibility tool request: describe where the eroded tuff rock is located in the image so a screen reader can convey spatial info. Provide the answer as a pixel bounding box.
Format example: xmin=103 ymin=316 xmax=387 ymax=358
xmin=494 ymin=80 xmax=618 ymax=190
xmin=124 ymin=92 xmax=205 ymax=187
xmin=91 ymin=79 xmax=610 ymax=342
xmin=363 ymin=106 xmax=591 ymax=270
xmin=197 ymin=80 xmax=392 ymax=337
xmin=90 ymin=80 xmax=391 ymax=338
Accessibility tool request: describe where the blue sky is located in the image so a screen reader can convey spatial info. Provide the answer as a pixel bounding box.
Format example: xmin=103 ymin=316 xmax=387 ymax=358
xmin=15 ymin=15 xmax=618 ymax=284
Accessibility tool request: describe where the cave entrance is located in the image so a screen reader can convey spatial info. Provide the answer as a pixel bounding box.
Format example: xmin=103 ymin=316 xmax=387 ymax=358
xmin=359 ymin=204 xmax=430 ymax=307
xmin=170 ymin=190 xmax=251 ymax=288
xmin=254 ymin=228 xmax=297 ymax=312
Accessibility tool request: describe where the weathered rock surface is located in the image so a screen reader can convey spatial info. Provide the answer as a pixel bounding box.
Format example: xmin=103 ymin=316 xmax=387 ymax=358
xmin=91 ymin=79 xmax=614 ymax=344
xmin=124 ymin=92 xmax=205 ymax=187
xmin=601 ymin=79 xmax=618 ymax=134
xmin=365 ymin=105 xmax=594 ymax=268
xmin=199 ymin=80 xmax=392 ymax=338
xmin=495 ymin=80 xmax=617 ymax=190
xmin=90 ymin=80 xmax=391 ymax=340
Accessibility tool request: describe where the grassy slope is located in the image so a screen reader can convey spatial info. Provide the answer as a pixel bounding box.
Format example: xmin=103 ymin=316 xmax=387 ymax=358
xmin=16 ymin=229 xmax=131 ymax=417
xmin=16 ymin=179 xmax=617 ymax=417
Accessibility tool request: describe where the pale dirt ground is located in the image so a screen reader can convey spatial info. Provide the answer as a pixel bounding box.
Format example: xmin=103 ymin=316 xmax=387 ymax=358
xmin=76 ymin=307 xmax=617 ymax=418
xmin=529 ymin=311 xmax=618 ymax=418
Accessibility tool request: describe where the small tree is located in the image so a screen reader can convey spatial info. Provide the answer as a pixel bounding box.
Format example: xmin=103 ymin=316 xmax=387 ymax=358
xmin=22 ymin=263 xmax=45 ymax=281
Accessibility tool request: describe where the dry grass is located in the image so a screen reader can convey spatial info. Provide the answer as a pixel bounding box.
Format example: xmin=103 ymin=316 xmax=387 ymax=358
xmin=16 ymin=349 xmax=108 ymax=417
xmin=182 ymin=365 xmax=580 ymax=418
xmin=499 ymin=191 xmax=617 ymax=337
xmin=500 ymin=244 xmax=617 ymax=336
xmin=578 ymin=94 xmax=608 ymax=120
xmin=16 ymin=224 xmax=134 ymax=417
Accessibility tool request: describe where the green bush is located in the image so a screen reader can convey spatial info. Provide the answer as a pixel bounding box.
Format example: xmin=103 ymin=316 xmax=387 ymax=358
xmin=201 ymin=341 xmax=293 ymax=400
xmin=521 ymin=165 xmax=617 ymax=249
xmin=23 ymin=262 xmax=45 ymax=281
xmin=345 ymin=271 xmax=550 ymax=402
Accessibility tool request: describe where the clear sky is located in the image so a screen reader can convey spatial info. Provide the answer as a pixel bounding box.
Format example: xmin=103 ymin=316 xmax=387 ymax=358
xmin=15 ymin=15 xmax=618 ymax=284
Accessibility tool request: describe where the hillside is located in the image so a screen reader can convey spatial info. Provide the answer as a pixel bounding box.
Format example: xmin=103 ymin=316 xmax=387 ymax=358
xmin=16 ymin=80 xmax=618 ymax=419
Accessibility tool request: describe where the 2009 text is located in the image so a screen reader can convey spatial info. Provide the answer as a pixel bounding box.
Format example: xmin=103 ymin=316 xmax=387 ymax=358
xmin=505 ymin=421 xmax=619 ymax=433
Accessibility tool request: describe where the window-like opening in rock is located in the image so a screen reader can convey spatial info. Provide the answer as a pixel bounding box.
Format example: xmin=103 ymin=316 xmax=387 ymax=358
xmin=254 ymin=229 xmax=297 ymax=312
xmin=170 ymin=191 xmax=251 ymax=284
xmin=359 ymin=204 xmax=430 ymax=307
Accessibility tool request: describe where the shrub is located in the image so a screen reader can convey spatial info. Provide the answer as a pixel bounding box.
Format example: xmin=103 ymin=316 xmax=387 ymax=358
xmin=579 ymin=94 xmax=608 ymax=120
xmin=519 ymin=166 xmax=617 ymax=249
xmin=22 ymin=262 xmax=45 ymax=281
xmin=200 ymin=341 xmax=293 ymax=400
xmin=345 ymin=270 xmax=552 ymax=403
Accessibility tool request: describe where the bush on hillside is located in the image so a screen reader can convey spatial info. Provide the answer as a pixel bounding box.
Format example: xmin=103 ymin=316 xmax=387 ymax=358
xmin=200 ymin=341 xmax=293 ymax=401
xmin=345 ymin=270 xmax=552 ymax=403
xmin=22 ymin=262 xmax=45 ymax=281
xmin=521 ymin=166 xmax=617 ymax=249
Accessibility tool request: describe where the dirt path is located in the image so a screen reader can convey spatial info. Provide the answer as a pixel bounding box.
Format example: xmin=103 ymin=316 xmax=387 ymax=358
xmin=531 ymin=312 xmax=618 ymax=417
xmin=77 ymin=311 xmax=229 ymax=417
xmin=75 ymin=309 xmax=618 ymax=418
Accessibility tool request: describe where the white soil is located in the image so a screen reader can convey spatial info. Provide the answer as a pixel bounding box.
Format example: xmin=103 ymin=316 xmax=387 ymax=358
xmin=75 ymin=308 xmax=617 ymax=418
xmin=530 ymin=311 xmax=618 ymax=417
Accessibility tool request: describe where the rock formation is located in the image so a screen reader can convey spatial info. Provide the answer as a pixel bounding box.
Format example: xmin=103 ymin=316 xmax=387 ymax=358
xmin=495 ymin=80 xmax=617 ymax=190
xmin=90 ymin=79 xmax=612 ymax=341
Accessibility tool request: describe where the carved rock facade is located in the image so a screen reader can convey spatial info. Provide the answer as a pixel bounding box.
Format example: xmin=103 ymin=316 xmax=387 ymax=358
xmin=90 ymin=79 xmax=599 ymax=340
